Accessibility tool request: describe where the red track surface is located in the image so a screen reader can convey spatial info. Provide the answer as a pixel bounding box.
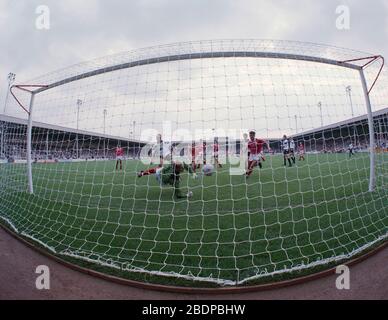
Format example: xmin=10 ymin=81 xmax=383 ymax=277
xmin=1 ymin=227 xmax=387 ymax=300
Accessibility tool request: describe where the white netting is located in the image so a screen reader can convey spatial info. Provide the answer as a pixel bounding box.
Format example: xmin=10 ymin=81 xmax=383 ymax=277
xmin=0 ymin=40 xmax=387 ymax=285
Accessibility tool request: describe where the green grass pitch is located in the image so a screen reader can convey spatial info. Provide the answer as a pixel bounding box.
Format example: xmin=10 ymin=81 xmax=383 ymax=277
xmin=0 ymin=153 xmax=387 ymax=285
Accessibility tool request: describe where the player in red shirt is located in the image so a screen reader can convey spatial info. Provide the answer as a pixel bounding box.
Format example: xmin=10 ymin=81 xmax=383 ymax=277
xmin=115 ymin=146 xmax=124 ymax=171
xmin=246 ymin=130 xmax=270 ymax=177
xmin=298 ymin=142 xmax=305 ymax=161
xmin=191 ymin=141 xmax=197 ymax=173
xmin=202 ymin=141 xmax=207 ymax=166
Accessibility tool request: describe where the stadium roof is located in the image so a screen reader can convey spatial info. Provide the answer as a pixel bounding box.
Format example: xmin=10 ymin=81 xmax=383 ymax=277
xmin=1 ymin=106 xmax=387 ymax=144
xmin=292 ymin=107 xmax=388 ymax=138
xmin=0 ymin=114 xmax=146 ymax=145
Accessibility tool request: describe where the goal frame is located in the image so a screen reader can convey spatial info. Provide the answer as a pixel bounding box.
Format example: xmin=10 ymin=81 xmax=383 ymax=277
xmin=9 ymin=50 xmax=384 ymax=194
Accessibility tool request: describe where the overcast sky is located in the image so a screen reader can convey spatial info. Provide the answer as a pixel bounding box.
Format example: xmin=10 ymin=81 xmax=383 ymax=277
xmin=1 ymin=0 xmax=387 ymax=139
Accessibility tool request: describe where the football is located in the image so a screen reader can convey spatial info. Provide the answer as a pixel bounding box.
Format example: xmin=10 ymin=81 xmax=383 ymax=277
xmin=202 ymin=164 xmax=215 ymax=176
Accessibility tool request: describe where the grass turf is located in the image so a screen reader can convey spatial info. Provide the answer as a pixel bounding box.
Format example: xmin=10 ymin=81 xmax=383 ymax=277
xmin=0 ymin=152 xmax=387 ymax=285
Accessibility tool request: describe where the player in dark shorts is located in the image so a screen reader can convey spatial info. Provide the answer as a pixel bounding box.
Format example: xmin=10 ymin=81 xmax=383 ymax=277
xmin=213 ymin=138 xmax=222 ymax=168
xmin=348 ymin=143 xmax=354 ymax=158
xmin=202 ymin=141 xmax=207 ymax=165
xmin=282 ymin=135 xmax=292 ymax=167
xmin=289 ymin=138 xmax=296 ymax=164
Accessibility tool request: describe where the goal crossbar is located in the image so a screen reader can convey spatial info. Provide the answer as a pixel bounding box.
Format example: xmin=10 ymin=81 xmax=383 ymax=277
xmin=32 ymin=51 xmax=362 ymax=95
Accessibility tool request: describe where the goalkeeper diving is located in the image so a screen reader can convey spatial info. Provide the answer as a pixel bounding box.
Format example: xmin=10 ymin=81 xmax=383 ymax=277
xmin=137 ymin=161 xmax=194 ymax=199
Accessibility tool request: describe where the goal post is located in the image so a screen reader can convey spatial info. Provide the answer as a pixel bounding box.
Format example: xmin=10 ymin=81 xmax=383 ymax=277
xmin=359 ymin=69 xmax=376 ymax=191
xmin=26 ymin=93 xmax=35 ymax=194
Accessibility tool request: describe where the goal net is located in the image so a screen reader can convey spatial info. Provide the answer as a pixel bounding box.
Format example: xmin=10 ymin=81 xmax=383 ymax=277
xmin=1 ymin=40 xmax=388 ymax=286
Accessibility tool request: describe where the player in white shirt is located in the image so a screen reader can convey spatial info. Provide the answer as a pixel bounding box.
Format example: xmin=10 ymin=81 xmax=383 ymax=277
xmin=282 ymin=135 xmax=292 ymax=167
xmin=138 ymin=134 xmax=175 ymax=178
xmin=289 ymin=138 xmax=296 ymax=164
xmin=153 ymin=134 xmax=172 ymax=166
xmin=242 ymin=133 xmax=249 ymax=171
xmin=348 ymin=143 xmax=354 ymax=158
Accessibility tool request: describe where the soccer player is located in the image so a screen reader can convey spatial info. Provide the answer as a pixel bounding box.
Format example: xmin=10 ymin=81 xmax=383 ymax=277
xmin=242 ymin=132 xmax=250 ymax=171
xmin=202 ymin=140 xmax=207 ymax=165
xmin=154 ymin=134 xmax=172 ymax=166
xmin=289 ymin=138 xmax=296 ymax=164
xmin=194 ymin=140 xmax=204 ymax=169
xmin=245 ymin=130 xmax=270 ymax=177
xmin=282 ymin=135 xmax=292 ymax=167
xmin=191 ymin=141 xmax=197 ymax=173
xmin=115 ymin=145 xmax=124 ymax=171
xmin=137 ymin=161 xmax=193 ymax=199
xmin=190 ymin=141 xmax=201 ymax=179
xmin=213 ymin=138 xmax=222 ymax=168
xmin=298 ymin=142 xmax=305 ymax=161
xmin=260 ymin=151 xmax=266 ymax=162
xmin=348 ymin=143 xmax=354 ymax=158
